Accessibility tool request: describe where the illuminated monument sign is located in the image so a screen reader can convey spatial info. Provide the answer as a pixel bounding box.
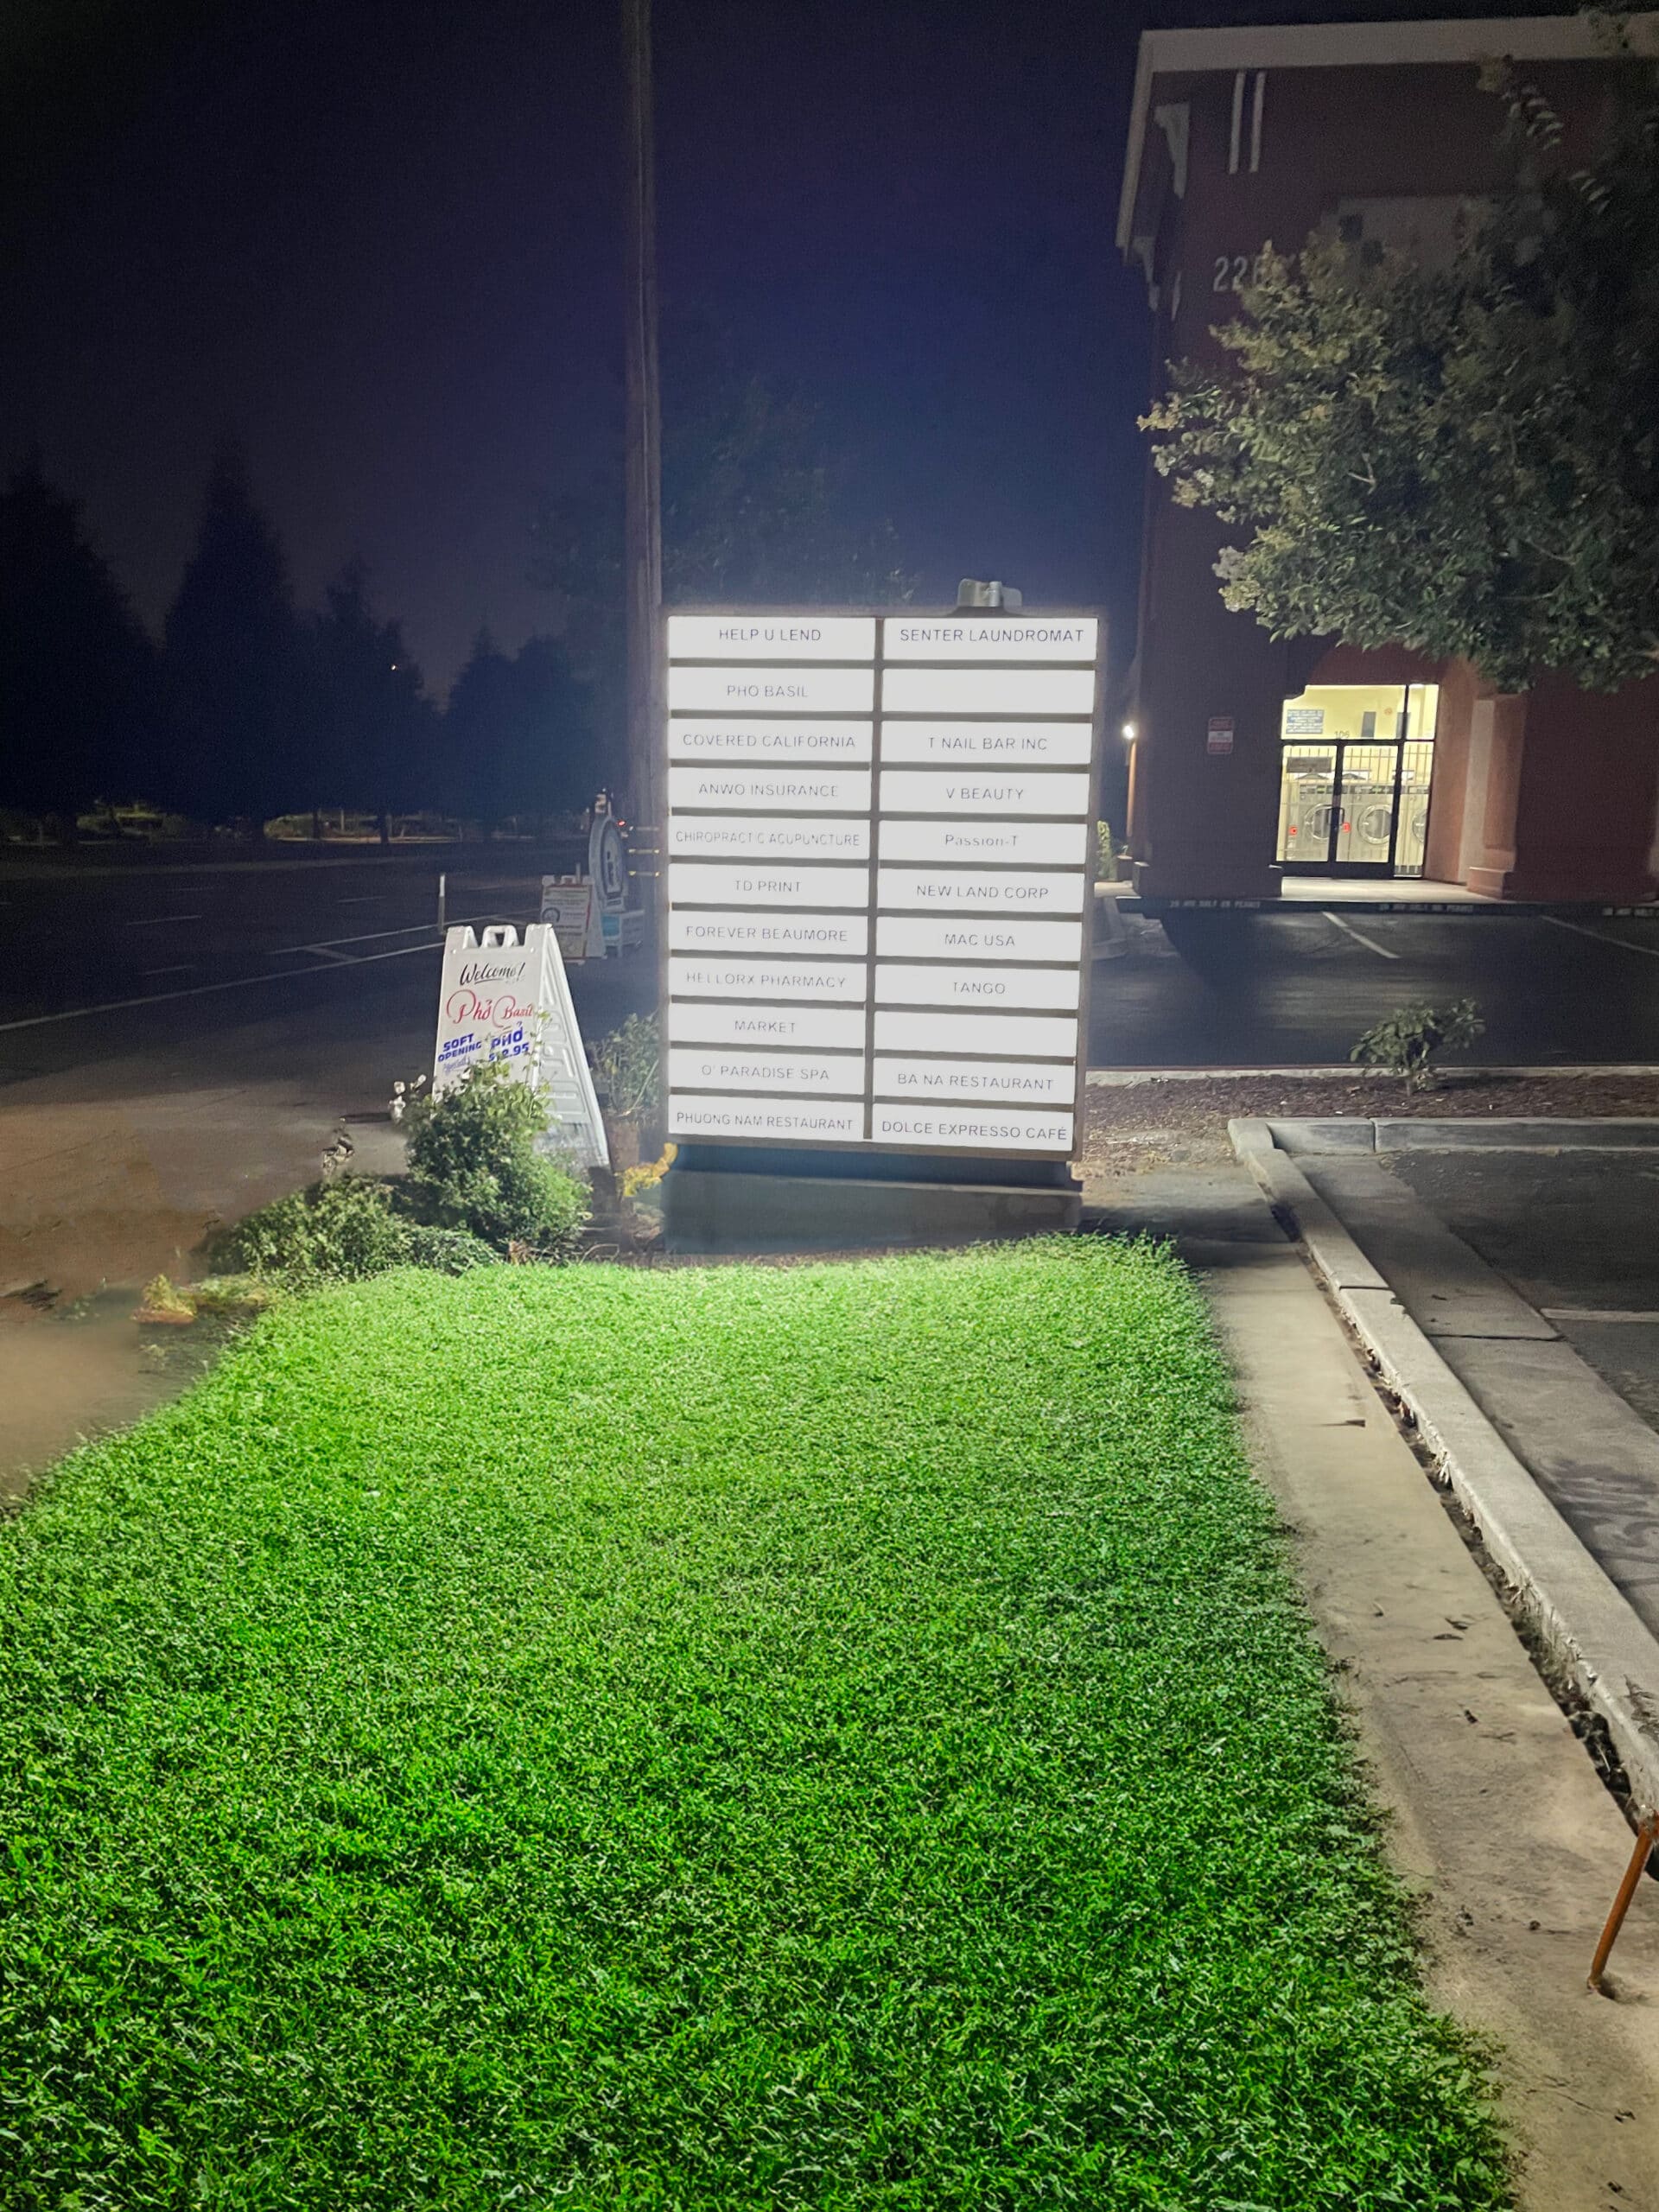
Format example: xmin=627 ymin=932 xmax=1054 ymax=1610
xmin=664 ymin=610 xmax=1100 ymax=1179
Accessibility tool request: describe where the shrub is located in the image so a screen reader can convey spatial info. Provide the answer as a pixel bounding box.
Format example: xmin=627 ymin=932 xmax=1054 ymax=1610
xmin=403 ymin=1060 xmax=590 ymax=1256
xmin=1351 ymin=998 xmax=1484 ymax=1090
xmin=397 ymin=1223 xmax=501 ymax=1274
xmin=207 ymin=1177 xmax=415 ymax=1284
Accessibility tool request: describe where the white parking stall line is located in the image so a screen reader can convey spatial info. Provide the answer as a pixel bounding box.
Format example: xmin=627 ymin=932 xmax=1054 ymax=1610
xmin=1542 ymin=1308 xmax=1659 ymax=1325
xmin=0 ymin=939 xmax=441 ymax=1036
xmin=1322 ymin=911 xmax=1400 ymax=960
xmin=265 ymin=921 xmax=438 ymax=956
xmin=124 ymin=913 xmax=205 ymax=927
xmin=1545 ymin=916 xmax=1659 ymax=961
xmin=140 ymin=965 xmax=197 ymax=980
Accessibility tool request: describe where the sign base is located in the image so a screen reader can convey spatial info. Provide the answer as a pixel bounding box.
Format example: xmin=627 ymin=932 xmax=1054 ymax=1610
xmin=663 ymin=1146 xmax=1080 ymax=1255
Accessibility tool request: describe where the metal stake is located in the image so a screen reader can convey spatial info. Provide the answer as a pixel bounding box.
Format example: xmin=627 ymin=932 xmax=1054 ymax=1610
xmin=437 ymin=872 xmax=448 ymax=934
xmin=1588 ymin=1812 xmax=1658 ymax=1994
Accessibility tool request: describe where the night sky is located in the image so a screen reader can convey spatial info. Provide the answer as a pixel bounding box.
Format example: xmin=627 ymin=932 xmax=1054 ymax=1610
xmin=1 ymin=0 xmax=1572 ymax=695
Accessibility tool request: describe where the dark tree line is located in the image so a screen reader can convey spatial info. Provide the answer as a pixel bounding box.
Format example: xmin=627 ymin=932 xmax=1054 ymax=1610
xmin=0 ymin=444 xmax=594 ymax=836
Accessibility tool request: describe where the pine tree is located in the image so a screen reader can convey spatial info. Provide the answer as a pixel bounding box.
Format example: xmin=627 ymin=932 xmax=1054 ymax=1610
xmin=163 ymin=442 xmax=300 ymax=824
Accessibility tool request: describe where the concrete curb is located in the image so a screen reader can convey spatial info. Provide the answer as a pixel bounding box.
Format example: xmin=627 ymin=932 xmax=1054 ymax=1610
xmin=1260 ymin=1116 xmax=1659 ymax=1154
xmin=1087 ymin=1065 xmax=1659 ymax=1084
xmin=1230 ymin=1116 xmax=1659 ymax=1815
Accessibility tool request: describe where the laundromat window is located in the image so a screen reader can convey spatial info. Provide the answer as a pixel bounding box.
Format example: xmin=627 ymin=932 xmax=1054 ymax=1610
xmin=1276 ymin=683 xmax=1439 ymax=875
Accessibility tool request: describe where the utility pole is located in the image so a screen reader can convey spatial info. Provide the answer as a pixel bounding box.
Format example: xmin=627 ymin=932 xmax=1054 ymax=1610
xmin=621 ymin=0 xmax=664 ymax=925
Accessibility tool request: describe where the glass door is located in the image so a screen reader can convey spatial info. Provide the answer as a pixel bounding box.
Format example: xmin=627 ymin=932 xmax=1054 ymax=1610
xmin=1276 ymin=684 xmax=1439 ymax=876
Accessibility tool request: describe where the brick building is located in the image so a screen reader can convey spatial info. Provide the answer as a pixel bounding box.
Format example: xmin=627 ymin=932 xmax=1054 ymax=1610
xmin=1117 ymin=11 xmax=1659 ymax=900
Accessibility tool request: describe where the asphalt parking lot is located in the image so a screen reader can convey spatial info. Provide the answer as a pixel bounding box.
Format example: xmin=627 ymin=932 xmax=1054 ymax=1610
xmin=1090 ymin=906 xmax=1659 ymax=1067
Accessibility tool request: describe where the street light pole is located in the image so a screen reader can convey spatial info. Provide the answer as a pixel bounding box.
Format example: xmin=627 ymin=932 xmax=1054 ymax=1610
xmin=621 ymin=0 xmax=664 ymax=926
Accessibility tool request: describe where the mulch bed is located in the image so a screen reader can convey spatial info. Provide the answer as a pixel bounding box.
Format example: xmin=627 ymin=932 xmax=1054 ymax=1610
xmin=1080 ymin=1071 xmax=1659 ymax=1179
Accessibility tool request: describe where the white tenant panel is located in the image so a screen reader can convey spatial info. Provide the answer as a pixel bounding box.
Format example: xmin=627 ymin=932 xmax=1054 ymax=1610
xmin=880 ymin=721 xmax=1094 ymax=766
xmin=668 ymin=1096 xmax=866 ymax=1141
xmin=881 ymin=667 xmax=1096 ymax=716
xmin=873 ymin=1057 xmax=1078 ymax=1103
xmin=875 ymin=916 xmax=1084 ymax=963
xmin=668 ymin=664 xmax=875 ymax=714
xmin=668 ymin=766 xmax=872 ymax=811
xmin=872 ymin=1009 xmax=1079 ymax=1057
xmin=667 ymin=1048 xmax=866 ymax=1096
xmin=669 ymin=956 xmax=868 ymax=1002
xmin=880 ymin=769 xmax=1092 ymax=817
xmin=669 ymin=862 xmax=869 ymax=908
xmin=877 ymin=868 xmax=1087 ymax=915
xmin=668 ymin=817 xmax=872 ymax=861
xmin=880 ymin=820 xmax=1089 ymax=867
xmin=871 ymin=1103 xmax=1076 ymax=1151
xmin=669 ymin=910 xmax=869 ymax=956
xmin=666 ymin=613 xmax=875 ymax=660
xmin=874 ymin=963 xmax=1080 ymax=1011
xmin=881 ymin=617 xmax=1098 ymax=662
xmin=669 ymin=719 xmax=874 ymax=763
xmin=671 ymin=1001 xmax=868 ymax=1052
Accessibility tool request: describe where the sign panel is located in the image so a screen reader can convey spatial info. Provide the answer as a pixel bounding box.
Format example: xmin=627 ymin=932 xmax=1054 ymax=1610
xmin=668 ymin=766 xmax=872 ymax=811
xmin=668 ymin=719 xmax=874 ymax=762
xmin=880 ymin=721 xmax=1095 ymax=766
xmin=1206 ymin=716 xmax=1236 ymax=756
xmin=664 ymin=608 xmax=1099 ymax=1160
xmin=432 ymin=925 xmax=607 ymax=1167
xmin=668 ymin=665 xmax=874 ymax=715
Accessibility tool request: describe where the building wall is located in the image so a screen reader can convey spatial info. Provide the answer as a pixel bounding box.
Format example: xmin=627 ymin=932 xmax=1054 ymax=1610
xmin=1123 ymin=44 xmax=1654 ymax=902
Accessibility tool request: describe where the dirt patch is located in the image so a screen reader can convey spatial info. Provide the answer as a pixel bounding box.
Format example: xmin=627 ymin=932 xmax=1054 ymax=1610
xmin=1081 ymin=1070 xmax=1659 ymax=1179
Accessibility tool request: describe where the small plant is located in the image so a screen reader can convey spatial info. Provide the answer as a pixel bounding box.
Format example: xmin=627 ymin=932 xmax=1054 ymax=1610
xmin=134 ymin=1273 xmax=195 ymax=1325
xmin=403 ymin=1059 xmax=590 ymax=1255
xmin=620 ymin=1142 xmax=677 ymax=1200
xmin=1351 ymin=998 xmax=1484 ymax=1090
xmin=594 ymin=1013 xmax=660 ymax=1123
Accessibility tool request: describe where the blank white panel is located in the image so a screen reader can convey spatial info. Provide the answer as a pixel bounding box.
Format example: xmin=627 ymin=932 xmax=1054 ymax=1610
xmin=669 ymin=956 xmax=868 ymax=1001
xmin=668 ymin=817 xmax=871 ymax=861
xmin=668 ymin=1048 xmax=866 ymax=1096
xmin=670 ymin=862 xmax=869 ymax=908
xmin=667 ymin=614 xmax=874 ymax=661
xmin=879 ymin=820 xmax=1090 ymax=866
xmin=873 ymin=1058 xmax=1077 ymax=1103
xmin=880 ymin=721 xmax=1094 ymax=766
xmin=668 ymin=720 xmax=874 ymax=763
xmin=880 ymin=617 xmax=1098 ymax=662
xmin=668 ymin=665 xmax=874 ymax=714
xmin=881 ymin=668 xmax=1095 ymax=716
xmin=668 ymin=766 xmax=871 ymax=811
xmin=870 ymin=1103 xmax=1075 ymax=1153
xmin=878 ymin=868 xmax=1086 ymax=915
xmin=671 ymin=1001 xmax=868 ymax=1051
xmin=669 ymin=910 xmax=869 ymax=956
xmin=880 ymin=769 xmax=1092 ymax=817
xmin=875 ymin=916 xmax=1083 ymax=962
xmin=872 ymin=1009 xmax=1078 ymax=1057
xmin=668 ymin=1096 xmax=865 ymax=1141
xmin=875 ymin=963 xmax=1080 ymax=1010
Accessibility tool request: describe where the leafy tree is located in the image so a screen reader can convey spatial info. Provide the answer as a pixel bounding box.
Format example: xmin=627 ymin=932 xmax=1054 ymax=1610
xmin=0 ymin=454 xmax=161 ymax=820
xmin=530 ymin=320 xmax=912 ymax=779
xmin=1141 ymin=57 xmax=1659 ymax=693
xmin=163 ymin=442 xmax=302 ymax=822
xmin=304 ymin=558 xmax=433 ymax=841
xmin=442 ymin=630 xmax=593 ymax=831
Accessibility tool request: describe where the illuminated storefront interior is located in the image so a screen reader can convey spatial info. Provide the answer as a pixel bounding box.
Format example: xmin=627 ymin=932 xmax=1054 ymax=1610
xmin=1274 ymin=683 xmax=1438 ymax=876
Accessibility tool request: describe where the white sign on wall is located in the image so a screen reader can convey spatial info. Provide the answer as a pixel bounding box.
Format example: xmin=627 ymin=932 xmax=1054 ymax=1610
xmin=433 ymin=924 xmax=608 ymax=1167
xmin=664 ymin=609 xmax=1100 ymax=1160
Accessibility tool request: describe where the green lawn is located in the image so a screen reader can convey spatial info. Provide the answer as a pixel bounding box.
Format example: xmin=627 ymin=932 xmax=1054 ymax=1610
xmin=0 ymin=1241 xmax=1504 ymax=2209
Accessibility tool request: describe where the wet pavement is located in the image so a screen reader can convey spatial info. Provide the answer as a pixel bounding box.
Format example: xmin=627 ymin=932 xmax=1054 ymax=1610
xmin=1088 ymin=907 xmax=1659 ymax=1067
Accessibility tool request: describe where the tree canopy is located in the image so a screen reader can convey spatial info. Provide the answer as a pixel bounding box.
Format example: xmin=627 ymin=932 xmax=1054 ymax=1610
xmin=1141 ymin=59 xmax=1659 ymax=694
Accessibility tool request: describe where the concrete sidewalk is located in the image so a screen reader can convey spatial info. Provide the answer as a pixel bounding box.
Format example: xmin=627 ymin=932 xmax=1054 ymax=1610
xmin=1084 ymin=1164 xmax=1659 ymax=2211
